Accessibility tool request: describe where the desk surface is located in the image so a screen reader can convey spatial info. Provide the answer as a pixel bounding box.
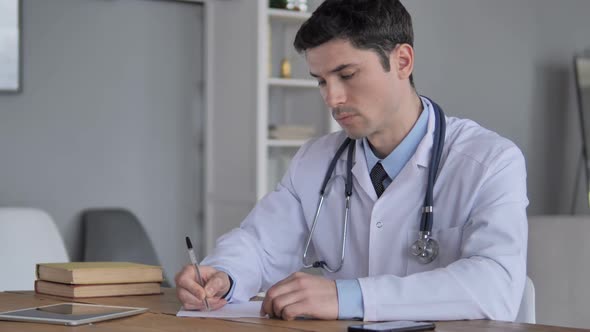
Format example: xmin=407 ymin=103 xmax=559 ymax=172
xmin=0 ymin=289 xmax=587 ymax=332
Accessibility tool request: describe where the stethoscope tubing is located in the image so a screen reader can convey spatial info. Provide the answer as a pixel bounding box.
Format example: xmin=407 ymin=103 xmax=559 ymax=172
xmin=303 ymin=138 xmax=355 ymax=272
xmin=420 ymin=100 xmax=446 ymax=233
xmin=302 ymin=97 xmax=445 ymax=271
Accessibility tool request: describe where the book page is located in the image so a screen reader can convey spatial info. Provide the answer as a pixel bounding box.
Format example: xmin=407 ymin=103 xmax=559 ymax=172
xmin=176 ymin=302 xmax=265 ymax=318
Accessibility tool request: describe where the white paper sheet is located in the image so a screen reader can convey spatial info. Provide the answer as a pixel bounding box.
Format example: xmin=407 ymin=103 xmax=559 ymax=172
xmin=176 ymin=301 xmax=266 ymax=318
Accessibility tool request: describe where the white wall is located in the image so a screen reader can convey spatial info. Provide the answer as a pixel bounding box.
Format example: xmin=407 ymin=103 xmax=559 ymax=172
xmin=204 ymin=0 xmax=259 ymax=252
xmin=0 ymin=0 xmax=205 ymax=283
xmin=403 ymin=0 xmax=590 ymax=215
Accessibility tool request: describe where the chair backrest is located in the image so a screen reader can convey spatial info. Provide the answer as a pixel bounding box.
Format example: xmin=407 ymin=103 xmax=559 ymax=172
xmin=81 ymin=208 xmax=168 ymax=286
xmin=515 ymin=276 xmax=536 ymax=324
xmin=0 ymin=208 xmax=69 ymax=291
xmin=528 ymin=215 xmax=590 ymax=329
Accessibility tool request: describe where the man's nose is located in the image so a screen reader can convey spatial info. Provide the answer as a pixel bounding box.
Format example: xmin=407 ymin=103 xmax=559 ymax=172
xmin=323 ymin=83 xmax=346 ymax=109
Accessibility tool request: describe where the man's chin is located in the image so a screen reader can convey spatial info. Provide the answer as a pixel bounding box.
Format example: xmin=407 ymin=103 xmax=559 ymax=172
xmin=342 ymin=129 xmax=366 ymax=140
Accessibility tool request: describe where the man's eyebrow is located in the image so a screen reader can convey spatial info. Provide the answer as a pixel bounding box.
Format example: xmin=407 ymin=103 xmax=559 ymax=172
xmin=310 ymin=64 xmax=355 ymax=78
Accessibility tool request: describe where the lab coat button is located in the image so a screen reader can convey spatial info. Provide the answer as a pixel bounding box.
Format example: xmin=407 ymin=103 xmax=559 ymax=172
xmin=376 ymin=221 xmax=383 ymax=228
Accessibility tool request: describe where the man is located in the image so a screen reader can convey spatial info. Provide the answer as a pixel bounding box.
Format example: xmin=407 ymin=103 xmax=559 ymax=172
xmin=176 ymin=0 xmax=528 ymax=322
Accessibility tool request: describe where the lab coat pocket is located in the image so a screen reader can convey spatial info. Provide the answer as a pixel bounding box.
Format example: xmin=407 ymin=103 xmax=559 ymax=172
xmin=405 ymin=225 xmax=463 ymax=275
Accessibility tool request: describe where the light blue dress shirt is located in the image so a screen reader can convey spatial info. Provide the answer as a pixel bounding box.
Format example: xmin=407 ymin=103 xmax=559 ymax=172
xmin=335 ymin=97 xmax=430 ymax=319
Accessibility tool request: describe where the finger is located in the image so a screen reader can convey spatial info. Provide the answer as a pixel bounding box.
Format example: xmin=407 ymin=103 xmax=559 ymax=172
xmin=183 ymin=297 xmax=228 ymax=311
xmin=261 ymin=273 xmax=306 ymax=317
xmin=174 ymin=264 xmax=195 ymax=286
xmin=281 ymin=301 xmax=309 ymax=321
xmin=261 ymin=276 xmax=297 ymax=317
xmin=175 ymin=265 xmax=197 ymax=296
xmin=204 ymin=271 xmax=230 ymax=298
xmin=271 ymin=290 xmax=304 ymax=319
xmin=177 ymin=287 xmax=201 ymax=309
xmin=175 ymin=265 xmax=208 ymax=301
xmin=199 ymin=266 xmax=220 ymax=281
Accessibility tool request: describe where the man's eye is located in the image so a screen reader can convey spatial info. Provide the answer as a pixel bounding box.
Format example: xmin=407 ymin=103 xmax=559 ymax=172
xmin=341 ymin=73 xmax=355 ymax=80
xmin=317 ymin=80 xmax=326 ymax=87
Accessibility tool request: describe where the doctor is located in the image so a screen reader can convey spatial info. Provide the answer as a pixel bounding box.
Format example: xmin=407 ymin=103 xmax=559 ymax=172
xmin=176 ymin=0 xmax=528 ymax=322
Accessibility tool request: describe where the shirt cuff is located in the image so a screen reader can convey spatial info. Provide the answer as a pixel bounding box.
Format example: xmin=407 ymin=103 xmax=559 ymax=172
xmin=335 ymin=279 xmax=364 ymax=320
xmin=212 ymin=266 xmax=236 ymax=302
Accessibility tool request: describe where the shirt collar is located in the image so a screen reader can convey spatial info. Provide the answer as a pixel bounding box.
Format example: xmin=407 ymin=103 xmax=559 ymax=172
xmin=363 ymin=96 xmax=431 ymax=180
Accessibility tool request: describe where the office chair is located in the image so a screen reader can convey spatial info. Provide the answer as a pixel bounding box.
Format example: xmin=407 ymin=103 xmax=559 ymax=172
xmin=81 ymin=208 xmax=169 ymax=286
xmin=515 ymin=276 xmax=536 ymax=324
xmin=0 ymin=208 xmax=69 ymax=291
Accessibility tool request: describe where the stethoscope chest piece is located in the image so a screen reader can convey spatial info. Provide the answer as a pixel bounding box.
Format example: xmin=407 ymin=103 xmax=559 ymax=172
xmin=410 ymin=231 xmax=439 ymax=264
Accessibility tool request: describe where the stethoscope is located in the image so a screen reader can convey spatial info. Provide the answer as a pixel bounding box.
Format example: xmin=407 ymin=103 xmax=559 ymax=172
xmin=302 ymin=98 xmax=446 ymax=273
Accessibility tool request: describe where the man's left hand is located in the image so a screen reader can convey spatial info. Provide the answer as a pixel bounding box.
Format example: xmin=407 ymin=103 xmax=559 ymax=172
xmin=261 ymin=272 xmax=338 ymax=320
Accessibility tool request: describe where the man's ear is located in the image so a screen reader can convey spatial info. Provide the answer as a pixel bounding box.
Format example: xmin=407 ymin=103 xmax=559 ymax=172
xmin=391 ymin=43 xmax=414 ymax=80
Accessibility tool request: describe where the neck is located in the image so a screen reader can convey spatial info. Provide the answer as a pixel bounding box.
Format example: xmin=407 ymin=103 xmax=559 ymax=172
xmin=368 ymin=92 xmax=423 ymax=159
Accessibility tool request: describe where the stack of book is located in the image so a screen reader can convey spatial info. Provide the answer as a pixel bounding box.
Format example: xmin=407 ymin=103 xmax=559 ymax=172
xmin=35 ymin=262 xmax=163 ymax=298
xmin=268 ymin=125 xmax=316 ymax=140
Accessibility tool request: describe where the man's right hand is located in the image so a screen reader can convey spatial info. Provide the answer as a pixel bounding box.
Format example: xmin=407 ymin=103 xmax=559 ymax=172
xmin=175 ymin=265 xmax=231 ymax=311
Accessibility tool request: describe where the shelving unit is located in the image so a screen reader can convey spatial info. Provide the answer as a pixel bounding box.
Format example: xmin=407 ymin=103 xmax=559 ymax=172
xmin=267 ymin=139 xmax=309 ymax=147
xmin=257 ymin=0 xmax=336 ymax=198
xmin=268 ymin=77 xmax=317 ymax=88
xmin=268 ymin=8 xmax=311 ymax=22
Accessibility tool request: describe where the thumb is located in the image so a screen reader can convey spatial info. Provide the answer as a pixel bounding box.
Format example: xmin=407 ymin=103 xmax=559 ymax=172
xmin=205 ymin=271 xmax=230 ymax=298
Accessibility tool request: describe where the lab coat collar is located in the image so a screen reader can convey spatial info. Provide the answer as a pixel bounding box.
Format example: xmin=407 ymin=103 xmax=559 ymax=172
xmin=413 ymin=102 xmax=437 ymax=169
xmin=351 ymin=139 xmax=375 ymax=199
xmin=333 ymin=137 xmax=375 ymax=199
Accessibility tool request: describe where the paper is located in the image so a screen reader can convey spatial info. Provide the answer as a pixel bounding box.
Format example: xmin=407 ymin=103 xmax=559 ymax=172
xmin=176 ymin=301 xmax=266 ymax=318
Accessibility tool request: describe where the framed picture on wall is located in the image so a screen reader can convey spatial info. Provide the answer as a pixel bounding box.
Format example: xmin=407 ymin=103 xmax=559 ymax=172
xmin=0 ymin=0 xmax=21 ymax=92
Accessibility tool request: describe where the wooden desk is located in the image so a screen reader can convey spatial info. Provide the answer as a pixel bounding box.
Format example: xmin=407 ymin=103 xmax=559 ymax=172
xmin=0 ymin=289 xmax=587 ymax=332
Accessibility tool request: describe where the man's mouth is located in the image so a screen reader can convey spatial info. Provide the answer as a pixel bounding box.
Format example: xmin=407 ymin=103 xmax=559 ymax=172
xmin=332 ymin=107 xmax=358 ymax=121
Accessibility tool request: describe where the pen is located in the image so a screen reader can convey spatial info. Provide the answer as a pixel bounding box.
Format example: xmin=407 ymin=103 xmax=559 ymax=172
xmin=185 ymin=236 xmax=210 ymax=312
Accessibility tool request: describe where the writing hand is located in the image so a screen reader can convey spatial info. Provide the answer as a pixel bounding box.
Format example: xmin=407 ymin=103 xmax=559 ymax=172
xmin=175 ymin=265 xmax=231 ymax=311
xmin=261 ymin=272 xmax=338 ymax=320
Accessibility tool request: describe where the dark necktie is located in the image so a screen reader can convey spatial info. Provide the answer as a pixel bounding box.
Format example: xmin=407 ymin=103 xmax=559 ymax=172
xmin=370 ymin=162 xmax=388 ymax=198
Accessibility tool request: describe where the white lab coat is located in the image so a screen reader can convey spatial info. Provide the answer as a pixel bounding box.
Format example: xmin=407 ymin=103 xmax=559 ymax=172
xmin=202 ymin=106 xmax=528 ymax=322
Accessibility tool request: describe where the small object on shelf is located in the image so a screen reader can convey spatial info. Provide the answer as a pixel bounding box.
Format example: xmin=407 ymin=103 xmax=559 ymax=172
xmin=286 ymin=0 xmax=308 ymax=12
xmin=280 ymin=58 xmax=292 ymax=78
xmin=269 ymin=125 xmax=316 ymax=140
xmin=269 ymin=0 xmax=287 ymax=9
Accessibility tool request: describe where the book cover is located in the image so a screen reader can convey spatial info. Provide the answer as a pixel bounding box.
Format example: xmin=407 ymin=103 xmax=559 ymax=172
xmin=36 ymin=262 xmax=163 ymax=285
xmin=34 ymin=280 xmax=162 ymax=298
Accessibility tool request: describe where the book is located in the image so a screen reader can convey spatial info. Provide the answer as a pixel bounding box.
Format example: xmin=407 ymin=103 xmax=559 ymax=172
xmin=268 ymin=125 xmax=316 ymax=140
xmin=34 ymin=280 xmax=162 ymax=298
xmin=36 ymin=262 xmax=163 ymax=285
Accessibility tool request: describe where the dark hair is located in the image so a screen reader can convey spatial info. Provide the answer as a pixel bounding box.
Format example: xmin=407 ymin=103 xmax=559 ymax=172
xmin=294 ymin=0 xmax=415 ymax=86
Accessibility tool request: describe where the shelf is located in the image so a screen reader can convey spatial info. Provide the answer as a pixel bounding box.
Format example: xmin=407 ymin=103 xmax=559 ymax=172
xmin=258 ymin=1 xmax=327 ymax=200
xmin=268 ymin=77 xmax=317 ymax=88
xmin=268 ymin=8 xmax=311 ymax=23
xmin=267 ymin=139 xmax=308 ymax=147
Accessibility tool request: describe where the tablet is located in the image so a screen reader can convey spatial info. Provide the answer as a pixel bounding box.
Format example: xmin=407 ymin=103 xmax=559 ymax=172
xmin=0 ymin=303 xmax=148 ymax=326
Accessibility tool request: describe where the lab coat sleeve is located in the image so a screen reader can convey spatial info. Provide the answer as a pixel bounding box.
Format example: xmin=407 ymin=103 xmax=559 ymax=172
xmin=358 ymin=145 xmax=528 ymax=322
xmin=201 ymin=142 xmax=312 ymax=303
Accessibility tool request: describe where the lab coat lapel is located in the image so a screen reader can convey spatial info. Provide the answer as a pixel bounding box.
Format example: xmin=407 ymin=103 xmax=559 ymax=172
xmin=349 ymin=139 xmax=376 ymax=200
xmin=382 ymin=105 xmax=436 ymax=199
xmin=413 ymin=104 xmax=436 ymax=169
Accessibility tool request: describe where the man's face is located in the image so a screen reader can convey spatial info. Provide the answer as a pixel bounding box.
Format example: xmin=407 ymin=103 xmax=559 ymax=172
xmin=306 ymin=39 xmax=402 ymax=140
